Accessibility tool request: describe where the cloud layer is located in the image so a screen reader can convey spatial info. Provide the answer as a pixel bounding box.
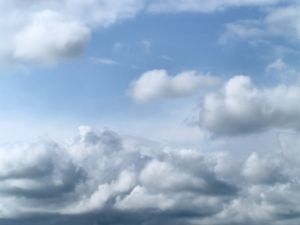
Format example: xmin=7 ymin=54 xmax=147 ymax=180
xmin=1 ymin=127 xmax=300 ymax=225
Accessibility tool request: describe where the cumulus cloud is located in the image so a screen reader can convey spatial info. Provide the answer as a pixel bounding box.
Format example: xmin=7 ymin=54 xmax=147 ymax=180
xmin=13 ymin=10 xmax=90 ymax=64
xmin=128 ymin=69 xmax=220 ymax=102
xmin=1 ymin=126 xmax=300 ymax=225
xmin=198 ymin=75 xmax=300 ymax=136
xmin=0 ymin=0 xmax=143 ymax=64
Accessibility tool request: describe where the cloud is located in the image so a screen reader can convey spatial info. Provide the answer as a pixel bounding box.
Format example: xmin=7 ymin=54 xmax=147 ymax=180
xmin=0 ymin=126 xmax=237 ymax=222
xmin=0 ymin=138 xmax=84 ymax=218
xmin=0 ymin=0 xmax=293 ymax=65
xmin=0 ymin=0 xmax=143 ymax=65
xmin=220 ymin=3 xmax=300 ymax=45
xmin=91 ymin=57 xmax=118 ymax=65
xmin=0 ymin=0 xmax=294 ymax=65
xmin=12 ymin=10 xmax=90 ymax=64
xmin=140 ymin=40 xmax=152 ymax=54
xmin=266 ymin=58 xmax=287 ymax=72
xmin=128 ymin=69 xmax=221 ymax=102
xmin=1 ymin=126 xmax=300 ymax=225
xmin=147 ymin=0 xmax=281 ymax=13
xmin=198 ymin=75 xmax=300 ymax=136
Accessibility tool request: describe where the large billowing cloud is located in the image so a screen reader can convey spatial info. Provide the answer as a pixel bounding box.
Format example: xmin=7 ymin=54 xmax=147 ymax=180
xmin=198 ymin=75 xmax=300 ymax=135
xmin=128 ymin=69 xmax=220 ymax=102
xmin=1 ymin=126 xmax=300 ymax=225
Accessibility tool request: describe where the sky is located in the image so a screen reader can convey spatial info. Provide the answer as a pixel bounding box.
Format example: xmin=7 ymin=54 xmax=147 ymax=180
xmin=1 ymin=0 xmax=300 ymax=224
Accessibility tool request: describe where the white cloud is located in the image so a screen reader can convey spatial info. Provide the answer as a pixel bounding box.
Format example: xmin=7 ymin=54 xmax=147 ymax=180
xmin=128 ymin=69 xmax=221 ymax=102
xmin=198 ymin=75 xmax=300 ymax=135
xmin=0 ymin=0 xmax=292 ymax=65
xmin=13 ymin=10 xmax=90 ymax=64
xmin=0 ymin=0 xmax=143 ymax=65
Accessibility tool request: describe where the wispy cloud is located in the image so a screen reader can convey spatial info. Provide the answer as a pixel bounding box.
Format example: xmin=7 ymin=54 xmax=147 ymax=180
xmin=91 ymin=57 xmax=118 ymax=65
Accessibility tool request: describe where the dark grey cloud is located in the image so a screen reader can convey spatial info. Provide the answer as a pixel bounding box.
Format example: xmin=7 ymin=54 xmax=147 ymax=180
xmin=0 ymin=127 xmax=300 ymax=225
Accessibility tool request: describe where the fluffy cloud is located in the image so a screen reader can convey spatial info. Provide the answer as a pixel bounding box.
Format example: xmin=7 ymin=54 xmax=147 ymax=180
xmin=1 ymin=126 xmax=300 ymax=225
xmin=0 ymin=0 xmax=290 ymax=65
xmin=0 ymin=0 xmax=143 ymax=64
xmin=198 ymin=75 xmax=300 ymax=135
xmin=128 ymin=69 xmax=220 ymax=102
xmin=13 ymin=10 xmax=90 ymax=64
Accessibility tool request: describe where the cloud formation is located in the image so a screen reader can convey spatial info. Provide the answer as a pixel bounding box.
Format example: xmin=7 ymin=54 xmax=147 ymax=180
xmin=13 ymin=10 xmax=90 ymax=64
xmin=0 ymin=0 xmax=292 ymax=65
xmin=220 ymin=2 xmax=300 ymax=44
xmin=1 ymin=126 xmax=300 ymax=225
xmin=198 ymin=75 xmax=300 ymax=135
xmin=0 ymin=0 xmax=143 ymax=64
xmin=128 ymin=69 xmax=220 ymax=102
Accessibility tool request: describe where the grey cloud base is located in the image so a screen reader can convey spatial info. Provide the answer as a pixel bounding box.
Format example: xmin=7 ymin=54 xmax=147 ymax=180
xmin=1 ymin=126 xmax=300 ymax=225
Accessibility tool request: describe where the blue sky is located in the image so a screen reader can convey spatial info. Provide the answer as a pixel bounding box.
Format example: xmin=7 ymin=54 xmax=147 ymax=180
xmin=1 ymin=3 xmax=298 ymax=142
xmin=1 ymin=1 xmax=300 ymax=225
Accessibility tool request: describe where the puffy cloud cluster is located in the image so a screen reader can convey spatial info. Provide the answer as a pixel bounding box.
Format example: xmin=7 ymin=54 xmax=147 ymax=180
xmin=0 ymin=0 xmax=143 ymax=64
xmin=198 ymin=75 xmax=300 ymax=135
xmin=128 ymin=69 xmax=220 ymax=102
xmin=0 ymin=0 xmax=291 ymax=65
xmin=1 ymin=126 xmax=300 ymax=225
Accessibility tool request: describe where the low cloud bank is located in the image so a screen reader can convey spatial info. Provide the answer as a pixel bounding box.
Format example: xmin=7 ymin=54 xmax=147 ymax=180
xmin=1 ymin=126 xmax=300 ymax=225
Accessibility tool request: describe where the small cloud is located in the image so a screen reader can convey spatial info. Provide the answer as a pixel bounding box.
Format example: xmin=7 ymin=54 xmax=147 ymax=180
xmin=198 ymin=75 xmax=300 ymax=136
xmin=160 ymin=55 xmax=173 ymax=61
xmin=113 ymin=41 xmax=124 ymax=53
xmin=131 ymin=64 xmax=138 ymax=69
xmin=140 ymin=40 xmax=151 ymax=53
xmin=266 ymin=58 xmax=286 ymax=72
xmin=91 ymin=57 xmax=118 ymax=65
